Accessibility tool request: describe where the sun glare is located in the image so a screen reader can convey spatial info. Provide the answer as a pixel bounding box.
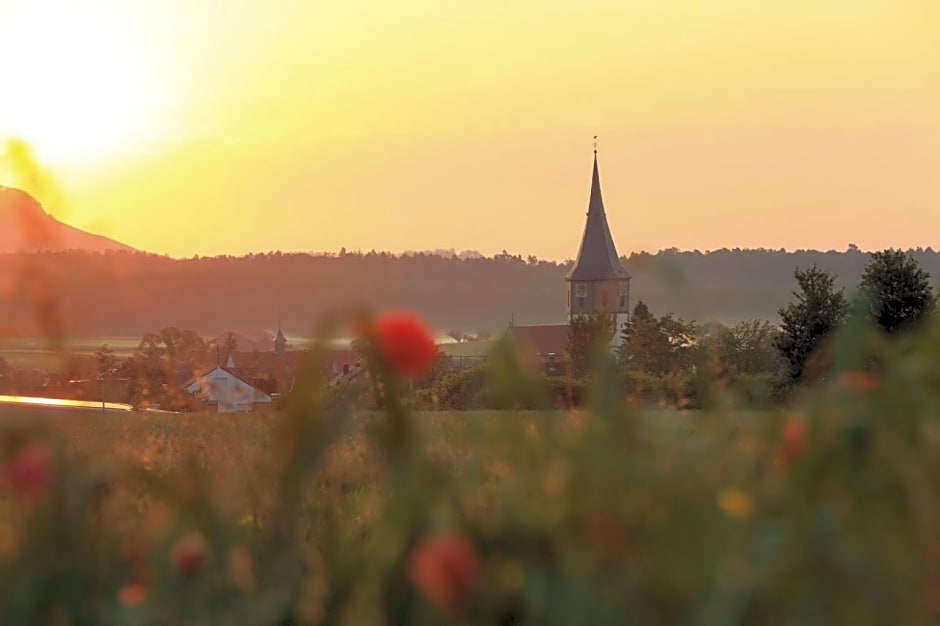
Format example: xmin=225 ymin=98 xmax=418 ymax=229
xmin=0 ymin=4 xmax=162 ymax=167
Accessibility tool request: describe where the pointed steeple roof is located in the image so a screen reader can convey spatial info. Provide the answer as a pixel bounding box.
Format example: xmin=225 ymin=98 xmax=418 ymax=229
xmin=565 ymin=150 xmax=630 ymax=281
xmin=274 ymin=312 xmax=287 ymax=355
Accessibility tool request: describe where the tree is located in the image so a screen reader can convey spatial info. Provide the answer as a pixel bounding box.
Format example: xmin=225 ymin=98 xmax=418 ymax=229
xmin=775 ymin=265 xmax=848 ymax=382
xmin=619 ymin=301 xmax=697 ymax=376
xmin=566 ymin=312 xmax=615 ymax=377
xmin=619 ymin=302 xmax=662 ymax=374
xmin=859 ymin=249 xmax=935 ymax=334
xmin=135 ymin=327 xmax=209 ymax=387
xmin=220 ymin=332 xmax=239 ymax=363
xmin=94 ymin=344 xmax=118 ymax=379
xmin=713 ymin=320 xmax=780 ymax=377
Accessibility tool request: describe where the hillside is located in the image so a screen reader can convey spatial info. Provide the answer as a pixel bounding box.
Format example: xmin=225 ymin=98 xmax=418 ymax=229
xmin=1 ymin=247 xmax=939 ymax=338
xmin=0 ymin=187 xmax=134 ymax=254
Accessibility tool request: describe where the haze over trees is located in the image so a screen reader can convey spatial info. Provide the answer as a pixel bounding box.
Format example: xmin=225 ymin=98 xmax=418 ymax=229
xmin=2 ymin=247 xmax=940 ymax=338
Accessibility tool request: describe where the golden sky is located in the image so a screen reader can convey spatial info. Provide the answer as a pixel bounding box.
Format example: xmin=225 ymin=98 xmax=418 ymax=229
xmin=1 ymin=0 xmax=939 ymax=259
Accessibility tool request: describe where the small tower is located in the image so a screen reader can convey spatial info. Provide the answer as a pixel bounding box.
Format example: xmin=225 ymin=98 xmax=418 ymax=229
xmin=274 ymin=317 xmax=287 ymax=357
xmin=565 ymin=145 xmax=631 ymax=347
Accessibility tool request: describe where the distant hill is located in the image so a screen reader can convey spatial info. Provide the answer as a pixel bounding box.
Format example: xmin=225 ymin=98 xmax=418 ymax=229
xmin=0 ymin=187 xmax=134 ymax=253
xmin=1 ymin=247 xmax=939 ymax=338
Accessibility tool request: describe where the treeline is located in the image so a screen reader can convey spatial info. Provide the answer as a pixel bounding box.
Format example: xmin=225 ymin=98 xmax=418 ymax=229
xmin=2 ymin=247 xmax=940 ymax=337
xmin=416 ymin=249 xmax=938 ymax=410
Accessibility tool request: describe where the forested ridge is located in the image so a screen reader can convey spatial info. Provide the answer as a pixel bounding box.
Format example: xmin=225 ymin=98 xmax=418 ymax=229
xmin=2 ymin=247 xmax=939 ymax=336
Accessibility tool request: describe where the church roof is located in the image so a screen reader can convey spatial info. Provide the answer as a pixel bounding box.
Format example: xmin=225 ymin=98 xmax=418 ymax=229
xmin=508 ymin=324 xmax=569 ymax=358
xmin=275 ymin=327 xmax=287 ymax=344
xmin=565 ymin=152 xmax=630 ymax=282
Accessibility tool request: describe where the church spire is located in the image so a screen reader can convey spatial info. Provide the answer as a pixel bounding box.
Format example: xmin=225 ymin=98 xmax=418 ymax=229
xmin=274 ymin=310 xmax=287 ymax=356
xmin=565 ymin=146 xmax=629 ymax=282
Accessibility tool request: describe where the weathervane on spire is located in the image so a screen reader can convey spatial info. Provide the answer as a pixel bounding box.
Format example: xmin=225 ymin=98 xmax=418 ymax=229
xmin=593 ymin=135 xmax=598 ymax=154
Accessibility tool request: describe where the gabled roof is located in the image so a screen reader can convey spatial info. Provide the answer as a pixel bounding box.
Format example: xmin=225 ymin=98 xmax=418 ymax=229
xmin=565 ymin=152 xmax=630 ymax=282
xmin=508 ymin=324 xmax=569 ymax=358
xmin=184 ymin=366 xmax=273 ymax=403
xmin=184 ymin=365 xmax=261 ymax=392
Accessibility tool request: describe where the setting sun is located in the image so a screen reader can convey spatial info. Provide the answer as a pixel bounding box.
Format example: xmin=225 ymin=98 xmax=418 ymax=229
xmin=1 ymin=0 xmax=938 ymax=257
xmin=0 ymin=2 xmax=163 ymax=166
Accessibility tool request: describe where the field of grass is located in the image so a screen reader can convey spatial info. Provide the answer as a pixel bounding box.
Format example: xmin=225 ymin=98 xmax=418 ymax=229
xmin=1 ymin=316 xmax=940 ymax=624
xmin=0 ymin=335 xmax=492 ymax=370
xmin=0 ymin=336 xmax=140 ymax=369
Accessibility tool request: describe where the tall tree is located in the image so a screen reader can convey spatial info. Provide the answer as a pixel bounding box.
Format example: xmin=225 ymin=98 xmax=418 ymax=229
xmin=859 ymin=249 xmax=935 ymax=334
xmin=713 ymin=320 xmax=780 ymax=377
xmin=219 ymin=332 xmax=239 ymax=364
xmin=94 ymin=344 xmax=118 ymax=379
xmin=566 ymin=312 xmax=615 ymax=377
xmin=135 ymin=327 xmax=209 ymax=385
xmin=619 ymin=301 xmax=696 ymax=376
xmin=775 ymin=265 xmax=848 ymax=382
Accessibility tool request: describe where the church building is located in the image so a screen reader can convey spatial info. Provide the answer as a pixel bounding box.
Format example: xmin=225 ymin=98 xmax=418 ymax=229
xmin=509 ymin=145 xmax=632 ymax=366
xmin=565 ymin=146 xmax=631 ymax=348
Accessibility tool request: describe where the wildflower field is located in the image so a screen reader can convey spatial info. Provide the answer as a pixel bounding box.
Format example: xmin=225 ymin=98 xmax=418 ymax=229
xmin=1 ymin=312 xmax=940 ymax=625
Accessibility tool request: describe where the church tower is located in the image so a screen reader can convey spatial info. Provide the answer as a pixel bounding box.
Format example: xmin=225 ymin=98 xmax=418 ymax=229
xmin=565 ymin=146 xmax=631 ymax=347
xmin=274 ymin=318 xmax=287 ymax=357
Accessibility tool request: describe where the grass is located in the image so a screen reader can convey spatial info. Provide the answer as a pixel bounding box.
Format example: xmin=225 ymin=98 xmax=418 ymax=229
xmin=1 ymin=317 xmax=940 ymax=624
xmin=0 ymin=336 xmax=493 ymax=369
xmin=0 ymin=336 xmax=140 ymax=369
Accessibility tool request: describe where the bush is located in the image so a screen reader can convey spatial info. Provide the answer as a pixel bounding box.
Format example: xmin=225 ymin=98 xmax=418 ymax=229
xmin=414 ymin=365 xmax=489 ymax=410
xmin=543 ymin=376 xmax=587 ymax=408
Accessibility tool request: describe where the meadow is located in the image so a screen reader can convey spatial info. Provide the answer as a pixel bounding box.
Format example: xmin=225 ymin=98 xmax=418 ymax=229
xmin=1 ymin=314 xmax=939 ymax=625
xmin=0 ymin=335 xmax=492 ymax=369
xmin=0 ymin=336 xmax=139 ymax=369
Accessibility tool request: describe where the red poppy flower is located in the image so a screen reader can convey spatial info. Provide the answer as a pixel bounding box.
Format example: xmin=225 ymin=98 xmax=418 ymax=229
xmin=407 ymin=531 xmax=481 ymax=618
xmin=371 ymin=312 xmax=437 ymax=378
xmin=118 ymin=583 xmax=147 ymax=607
xmin=171 ymin=532 xmax=208 ymax=576
xmin=839 ymin=369 xmax=879 ymax=391
xmin=4 ymin=444 xmax=52 ymax=502
xmin=776 ymin=419 xmax=808 ymax=470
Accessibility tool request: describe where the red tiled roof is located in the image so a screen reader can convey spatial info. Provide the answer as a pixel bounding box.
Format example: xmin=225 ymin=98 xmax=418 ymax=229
xmin=509 ymin=324 xmax=569 ymax=358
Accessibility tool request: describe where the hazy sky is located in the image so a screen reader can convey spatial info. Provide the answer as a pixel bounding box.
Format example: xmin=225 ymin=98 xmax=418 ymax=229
xmin=1 ymin=0 xmax=938 ymax=259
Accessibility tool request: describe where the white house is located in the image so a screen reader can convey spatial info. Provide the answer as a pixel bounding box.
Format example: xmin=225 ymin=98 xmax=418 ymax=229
xmin=184 ymin=366 xmax=272 ymax=413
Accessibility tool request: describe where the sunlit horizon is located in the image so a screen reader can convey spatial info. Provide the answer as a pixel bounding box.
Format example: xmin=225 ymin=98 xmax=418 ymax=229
xmin=2 ymin=0 xmax=939 ymax=259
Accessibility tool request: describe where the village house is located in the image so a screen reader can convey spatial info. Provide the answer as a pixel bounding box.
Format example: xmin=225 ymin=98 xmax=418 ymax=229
xmin=183 ymin=366 xmax=273 ymax=413
xmin=186 ymin=321 xmax=362 ymax=411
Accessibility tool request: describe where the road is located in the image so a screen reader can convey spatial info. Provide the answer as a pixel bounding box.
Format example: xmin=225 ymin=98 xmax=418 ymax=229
xmin=0 ymin=395 xmax=176 ymax=414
